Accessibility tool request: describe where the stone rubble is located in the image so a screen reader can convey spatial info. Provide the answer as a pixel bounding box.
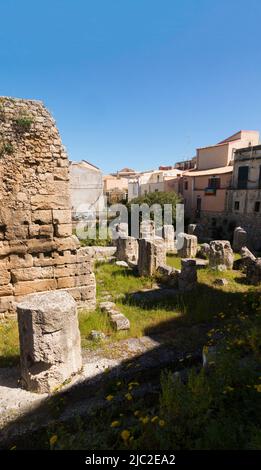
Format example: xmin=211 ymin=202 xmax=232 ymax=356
xmin=197 ymin=243 xmax=210 ymax=259
xmin=209 ymin=240 xmax=234 ymax=270
xmin=99 ymin=301 xmax=130 ymax=331
xmin=233 ymin=246 xmax=256 ymax=272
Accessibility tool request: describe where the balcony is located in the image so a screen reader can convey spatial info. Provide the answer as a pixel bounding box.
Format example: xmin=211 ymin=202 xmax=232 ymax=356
xmin=204 ymin=188 xmax=217 ymax=195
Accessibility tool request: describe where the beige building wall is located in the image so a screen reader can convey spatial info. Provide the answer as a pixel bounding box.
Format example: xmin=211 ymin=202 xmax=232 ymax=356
xmin=183 ymin=170 xmax=233 ymax=216
xmin=197 ymin=131 xmax=259 ymax=170
xmin=103 ymin=175 xmax=128 ymax=192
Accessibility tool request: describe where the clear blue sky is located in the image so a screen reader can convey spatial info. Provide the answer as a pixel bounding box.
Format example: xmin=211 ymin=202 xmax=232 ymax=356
xmin=1 ymin=0 xmax=261 ymax=173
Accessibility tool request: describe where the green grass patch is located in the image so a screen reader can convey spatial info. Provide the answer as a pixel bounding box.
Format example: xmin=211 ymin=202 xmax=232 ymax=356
xmin=0 ymin=320 xmax=20 ymax=367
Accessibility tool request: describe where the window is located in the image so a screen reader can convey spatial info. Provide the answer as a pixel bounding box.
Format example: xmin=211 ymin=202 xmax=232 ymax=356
xmin=184 ymin=180 xmax=188 ymax=190
xmin=155 ymin=189 xmax=159 ymax=192
xmin=234 ymin=201 xmax=240 ymax=211
xmin=208 ymin=177 xmax=220 ymax=189
xmin=259 ymin=166 xmax=261 ymax=189
xmin=237 ymin=166 xmax=249 ymax=189
xmin=254 ymin=201 xmax=260 ymax=212
xmin=157 ymin=175 xmax=160 ymax=183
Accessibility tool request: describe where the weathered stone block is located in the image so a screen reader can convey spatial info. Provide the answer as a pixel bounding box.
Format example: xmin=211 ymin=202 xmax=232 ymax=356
xmin=197 ymin=243 xmax=210 ymax=259
xmin=53 ymin=209 xmax=72 ymax=224
xmin=138 ymin=238 xmax=166 ymax=276
xmin=32 ymin=210 xmax=52 ymax=225
xmin=209 ymin=240 xmax=234 ymax=270
xmin=116 ymin=236 xmax=138 ymax=264
xmin=110 ymin=313 xmax=130 ymax=331
xmin=140 ymin=220 xmax=155 ymax=239
xmin=31 ymin=194 xmax=71 ymax=210
xmin=246 ymin=258 xmax=261 ymax=285
xmin=178 ymin=259 xmax=197 ymax=292
xmin=54 ymin=223 xmax=72 ymax=237
xmin=17 ymin=291 xmax=82 ymax=393
xmin=29 ymin=224 xmax=54 ymax=238
xmin=233 ymin=246 xmax=256 ymax=271
xmin=114 ymin=223 xmax=129 ymax=239
xmin=177 ymin=233 xmax=198 ymax=258
xmin=14 ymin=279 xmax=57 ymax=296
xmin=232 ymin=227 xmax=248 ymax=253
xmin=162 ymin=225 xmax=175 ymax=251
xmin=11 ymin=266 xmax=53 ymax=282
xmin=0 ymin=269 xmax=11 ymax=286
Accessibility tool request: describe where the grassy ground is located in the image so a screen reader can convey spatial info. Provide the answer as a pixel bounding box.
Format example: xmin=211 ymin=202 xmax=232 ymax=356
xmin=0 ymin=254 xmax=259 ymax=363
xmin=1 ymin=255 xmax=261 ymax=450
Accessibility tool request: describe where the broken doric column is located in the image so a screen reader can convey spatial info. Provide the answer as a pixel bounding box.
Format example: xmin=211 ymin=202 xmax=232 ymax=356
xmin=162 ymin=225 xmax=175 ymax=252
xmin=178 ymin=259 xmax=197 ymax=292
xmin=138 ymin=238 xmax=166 ymax=276
xmin=116 ymin=236 xmax=138 ymax=264
xmin=17 ymin=291 xmax=82 ymax=393
xmin=209 ymin=240 xmax=234 ymax=270
xmin=177 ymin=233 xmax=198 ymax=258
xmin=0 ymin=97 xmax=96 ymax=315
xmin=140 ymin=220 xmax=155 ymax=239
xmin=232 ymin=227 xmax=248 ymax=252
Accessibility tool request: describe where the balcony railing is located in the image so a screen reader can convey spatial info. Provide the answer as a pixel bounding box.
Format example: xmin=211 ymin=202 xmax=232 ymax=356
xmin=204 ymin=188 xmax=217 ymax=195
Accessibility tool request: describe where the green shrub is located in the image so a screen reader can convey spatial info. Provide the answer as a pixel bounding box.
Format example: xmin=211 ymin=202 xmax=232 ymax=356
xmin=14 ymin=114 xmax=34 ymax=132
xmin=0 ymin=141 xmax=14 ymax=158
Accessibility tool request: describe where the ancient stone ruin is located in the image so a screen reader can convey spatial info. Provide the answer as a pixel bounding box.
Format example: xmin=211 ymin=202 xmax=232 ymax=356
xmin=114 ymin=222 xmax=129 ymax=239
xmin=162 ymin=224 xmax=175 ymax=251
xmin=178 ymin=259 xmax=198 ymax=292
xmin=209 ymin=240 xmax=234 ymax=270
xmin=140 ymin=220 xmax=155 ymax=239
xmin=100 ymin=301 xmax=130 ymax=331
xmin=232 ymin=227 xmax=247 ymax=253
xmin=177 ymin=233 xmax=198 ymax=258
xmin=246 ymin=258 xmax=261 ymax=285
xmin=17 ymin=291 xmax=82 ymax=393
xmin=0 ymin=97 xmax=96 ymax=316
xmin=116 ymin=236 xmax=138 ymax=264
xmin=138 ymin=238 xmax=166 ymax=276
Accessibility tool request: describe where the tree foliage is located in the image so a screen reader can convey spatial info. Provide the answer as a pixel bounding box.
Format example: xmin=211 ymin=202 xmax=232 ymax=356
xmin=127 ymin=191 xmax=182 ymax=224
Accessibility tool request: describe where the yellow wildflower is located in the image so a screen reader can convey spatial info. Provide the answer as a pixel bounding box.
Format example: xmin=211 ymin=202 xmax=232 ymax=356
xmin=140 ymin=416 xmax=149 ymax=425
xmin=151 ymin=416 xmax=159 ymax=423
xmin=49 ymin=435 xmax=58 ymax=446
xmin=111 ymin=420 xmax=121 ymax=428
xmin=254 ymin=384 xmax=261 ymax=392
xmin=159 ymin=420 xmax=165 ymax=427
xmin=121 ymin=430 xmax=130 ymax=442
xmin=106 ymin=394 xmax=114 ymax=401
xmin=125 ymin=393 xmax=133 ymax=401
xmin=134 ymin=410 xmax=140 ymax=417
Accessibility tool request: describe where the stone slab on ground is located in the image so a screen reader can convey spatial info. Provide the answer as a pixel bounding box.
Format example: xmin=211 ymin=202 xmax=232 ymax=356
xmin=99 ymin=301 xmax=130 ymax=331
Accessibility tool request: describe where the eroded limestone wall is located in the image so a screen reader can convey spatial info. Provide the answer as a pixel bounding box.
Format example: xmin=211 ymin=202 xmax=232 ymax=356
xmin=0 ymin=97 xmax=96 ymax=316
